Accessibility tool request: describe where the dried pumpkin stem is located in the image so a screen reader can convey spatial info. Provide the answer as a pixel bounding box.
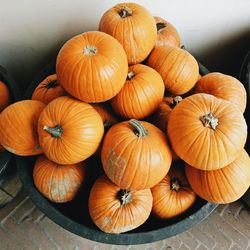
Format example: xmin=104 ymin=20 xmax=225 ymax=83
xmin=156 ymin=22 xmax=166 ymax=31
xmin=127 ymin=71 xmax=135 ymax=80
xmin=119 ymin=6 xmax=132 ymax=18
xmin=83 ymin=45 xmax=97 ymax=56
xmin=128 ymin=119 xmax=148 ymax=137
xmin=200 ymin=113 xmax=218 ymax=130
xmin=43 ymin=125 xmax=63 ymax=138
xmin=171 ymin=179 xmax=181 ymax=192
xmin=46 ymin=80 xmax=58 ymax=89
xmin=118 ymin=189 xmax=132 ymax=206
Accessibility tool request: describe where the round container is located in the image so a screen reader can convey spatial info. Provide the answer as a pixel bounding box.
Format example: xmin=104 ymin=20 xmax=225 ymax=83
xmin=0 ymin=65 xmax=22 ymax=208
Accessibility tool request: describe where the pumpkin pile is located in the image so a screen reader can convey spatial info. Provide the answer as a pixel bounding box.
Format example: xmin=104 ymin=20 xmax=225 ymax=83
xmin=0 ymin=2 xmax=249 ymax=235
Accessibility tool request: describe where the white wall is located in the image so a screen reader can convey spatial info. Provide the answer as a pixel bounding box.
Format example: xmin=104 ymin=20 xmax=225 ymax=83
xmin=0 ymin=0 xmax=250 ymax=92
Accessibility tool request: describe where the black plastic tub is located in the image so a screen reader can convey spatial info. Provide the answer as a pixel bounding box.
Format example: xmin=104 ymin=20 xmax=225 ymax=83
xmin=17 ymin=61 xmax=219 ymax=245
xmin=0 ymin=65 xmax=21 ymax=207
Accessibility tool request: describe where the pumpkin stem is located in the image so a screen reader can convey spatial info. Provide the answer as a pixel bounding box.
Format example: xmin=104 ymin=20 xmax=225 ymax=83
xmin=46 ymin=80 xmax=59 ymax=89
xmin=43 ymin=125 xmax=63 ymax=138
xmin=119 ymin=6 xmax=132 ymax=18
xmin=181 ymin=45 xmax=186 ymax=50
xmin=83 ymin=45 xmax=98 ymax=56
xmin=171 ymin=179 xmax=181 ymax=192
xmin=169 ymin=96 xmax=182 ymax=108
xmin=128 ymin=119 xmax=148 ymax=137
xmin=156 ymin=22 xmax=166 ymax=31
xmin=127 ymin=71 xmax=135 ymax=80
xmin=117 ymin=189 xmax=132 ymax=206
xmin=200 ymin=113 xmax=218 ymax=130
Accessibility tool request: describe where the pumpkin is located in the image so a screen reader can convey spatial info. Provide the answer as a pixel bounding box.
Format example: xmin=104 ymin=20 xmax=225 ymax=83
xmin=152 ymin=164 xmax=196 ymax=219
xmin=38 ymin=96 xmax=104 ymax=164
xmin=56 ymin=31 xmax=128 ymax=103
xmin=111 ymin=64 xmax=165 ymax=119
xmin=99 ymin=2 xmax=157 ymax=65
xmin=32 ymin=74 xmax=67 ymax=104
xmin=101 ymin=119 xmax=172 ymax=190
xmin=33 ymin=155 xmax=86 ymax=203
xmin=168 ymin=93 xmax=247 ymax=170
xmin=89 ymin=175 xmax=152 ymax=233
xmin=195 ymin=72 xmax=247 ymax=113
xmin=0 ymin=100 xmax=45 ymax=156
xmin=92 ymin=103 xmax=119 ymax=156
xmin=185 ymin=150 xmax=250 ymax=204
xmin=152 ymin=96 xmax=182 ymax=132
xmin=0 ymin=80 xmax=10 ymax=112
xmin=147 ymin=45 xmax=199 ymax=95
xmin=154 ymin=16 xmax=180 ymax=48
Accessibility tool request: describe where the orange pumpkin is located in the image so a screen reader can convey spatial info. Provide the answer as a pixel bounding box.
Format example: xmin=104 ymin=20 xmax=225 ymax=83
xmin=56 ymin=31 xmax=128 ymax=103
xmin=99 ymin=2 xmax=157 ymax=65
xmin=185 ymin=150 xmax=250 ymax=204
xmin=111 ymin=64 xmax=165 ymax=119
xmin=195 ymin=72 xmax=247 ymax=113
xmin=0 ymin=100 xmax=45 ymax=156
xmin=0 ymin=80 xmax=10 ymax=112
xmin=89 ymin=175 xmax=152 ymax=233
xmin=152 ymin=164 xmax=196 ymax=219
xmin=152 ymin=96 xmax=182 ymax=132
xmin=168 ymin=93 xmax=247 ymax=170
xmin=154 ymin=16 xmax=180 ymax=48
xmin=101 ymin=119 xmax=172 ymax=190
xmin=33 ymin=155 xmax=86 ymax=203
xmin=147 ymin=45 xmax=199 ymax=95
xmin=32 ymin=74 xmax=67 ymax=104
xmin=92 ymin=103 xmax=119 ymax=156
xmin=38 ymin=96 xmax=104 ymax=164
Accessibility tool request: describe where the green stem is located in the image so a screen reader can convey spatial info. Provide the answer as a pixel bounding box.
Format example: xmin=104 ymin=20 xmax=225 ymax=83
xmin=43 ymin=125 xmax=63 ymax=138
xmin=128 ymin=119 xmax=148 ymax=137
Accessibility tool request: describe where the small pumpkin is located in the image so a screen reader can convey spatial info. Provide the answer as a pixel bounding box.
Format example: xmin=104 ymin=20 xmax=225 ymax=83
xmin=111 ymin=64 xmax=165 ymax=119
xmin=101 ymin=119 xmax=172 ymax=190
xmin=152 ymin=96 xmax=182 ymax=132
xmin=147 ymin=45 xmax=199 ymax=95
xmin=152 ymin=164 xmax=196 ymax=219
xmin=168 ymin=93 xmax=247 ymax=170
xmin=32 ymin=74 xmax=67 ymax=104
xmin=99 ymin=2 xmax=157 ymax=64
xmin=195 ymin=72 xmax=247 ymax=113
xmin=33 ymin=155 xmax=85 ymax=203
xmin=0 ymin=100 xmax=45 ymax=156
xmin=0 ymin=80 xmax=10 ymax=112
xmin=89 ymin=175 xmax=152 ymax=233
xmin=154 ymin=16 xmax=180 ymax=48
xmin=92 ymin=103 xmax=119 ymax=156
xmin=56 ymin=31 xmax=128 ymax=103
xmin=38 ymin=96 xmax=104 ymax=164
xmin=185 ymin=150 xmax=250 ymax=204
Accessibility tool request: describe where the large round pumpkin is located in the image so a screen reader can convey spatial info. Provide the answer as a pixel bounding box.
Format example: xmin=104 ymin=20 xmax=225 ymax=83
xmin=154 ymin=16 xmax=180 ymax=48
xmin=111 ymin=64 xmax=165 ymax=119
xmin=185 ymin=150 xmax=250 ymax=204
xmin=168 ymin=93 xmax=247 ymax=170
xmin=0 ymin=80 xmax=10 ymax=112
xmin=195 ymin=72 xmax=247 ymax=113
xmin=89 ymin=175 xmax=152 ymax=234
xmin=32 ymin=74 xmax=67 ymax=104
xmin=99 ymin=2 xmax=157 ymax=65
xmin=152 ymin=164 xmax=196 ymax=219
xmin=33 ymin=155 xmax=86 ymax=203
xmin=56 ymin=31 xmax=128 ymax=103
xmin=101 ymin=119 xmax=172 ymax=190
xmin=147 ymin=45 xmax=199 ymax=95
xmin=38 ymin=96 xmax=104 ymax=164
xmin=0 ymin=100 xmax=45 ymax=156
